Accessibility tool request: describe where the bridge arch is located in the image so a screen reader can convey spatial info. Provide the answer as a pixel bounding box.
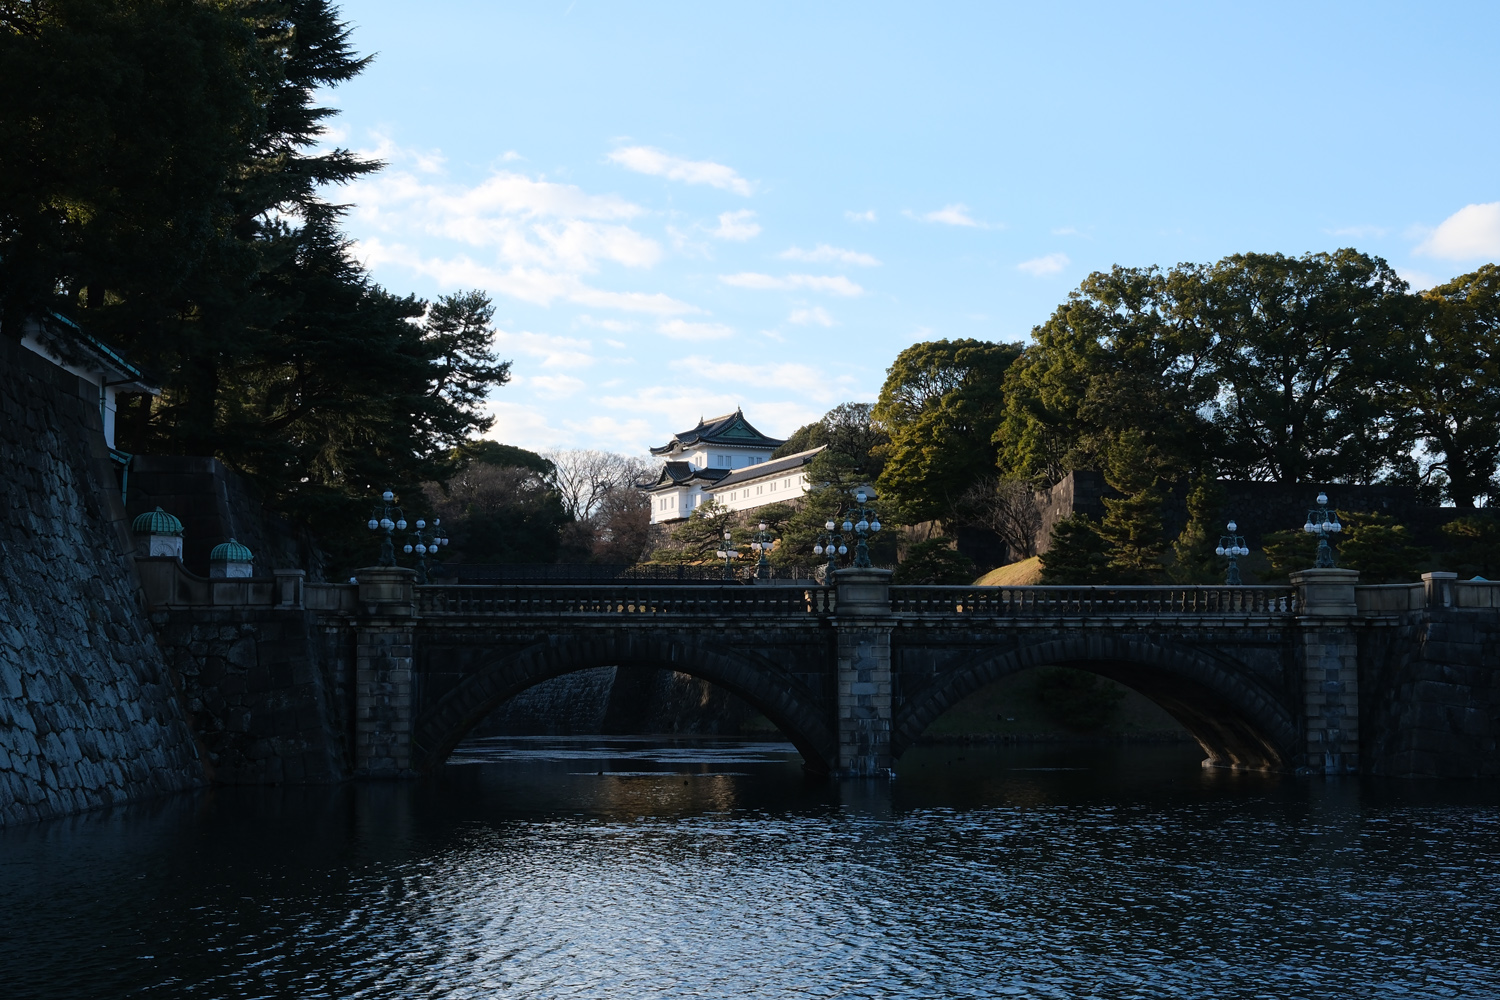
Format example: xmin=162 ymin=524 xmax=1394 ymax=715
xmin=411 ymin=631 xmax=838 ymax=774
xmin=893 ymin=633 xmax=1297 ymax=770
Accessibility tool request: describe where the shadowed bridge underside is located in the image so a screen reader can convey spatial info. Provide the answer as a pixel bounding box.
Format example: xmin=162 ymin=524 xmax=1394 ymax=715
xmin=411 ymin=631 xmax=839 ymax=773
xmin=893 ymin=633 xmax=1298 ymax=770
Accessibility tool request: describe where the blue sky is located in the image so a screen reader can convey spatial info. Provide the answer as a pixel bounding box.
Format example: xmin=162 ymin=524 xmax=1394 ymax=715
xmin=324 ymin=1 xmax=1500 ymax=456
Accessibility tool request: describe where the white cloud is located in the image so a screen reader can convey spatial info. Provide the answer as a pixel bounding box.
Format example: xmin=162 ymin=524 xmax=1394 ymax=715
xmin=480 ymin=400 xmax=568 ymax=452
xmin=671 ymin=356 xmax=855 ymax=403
xmin=658 ymin=320 xmax=736 ymax=341
xmin=665 ymin=224 xmax=713 ymax=258
xmin=846 ymin=209 xmax=877 ymax=223
xmin=491 ymin=329 xmax=596 ymax=369
xmin=607 ymin=146 xmax=755 ymax=196
xmin=597 ymin=386 xmax=747 ymax=429
xmin=524 ymin=373 xmax=588 ymax=399
xmin=710 ymin=210 xmax=761 ymax=241
xmin=361 ymin=131 xmax=446 ymax=174
xmin=718 ymin=272 xmax=864 ymax=296
xmin=789 ymin=307 xmax=835 ymax=327
xmin=560 ymin=414 xmax=661 ymax=454
xmin=779 ymin=244 xmax=880 ymax=266
xmin=341 ymin=137 xmax=717 ymax=316
xmin=1017 ymin=252 xmax=1071 ymax=277
xmin=1327 ymin=224 xmax=1388 ymax=239
xmin=1415 ymin=202 xmax=1500 ymax=260
xmin=911 ymin=203 xmax=988 ymax=228
xmin=577 ymin=315 xmax=637 ymax=332
xmin=1396 ymin=268 xmax=1443 ymax=292
xmin=1052 ymin=226 xmax=1081 ymax=236
xmin=496 ymin=150 xmax=524 ymax=163
xmin=356 ymin=238 xmax=700 ymax=315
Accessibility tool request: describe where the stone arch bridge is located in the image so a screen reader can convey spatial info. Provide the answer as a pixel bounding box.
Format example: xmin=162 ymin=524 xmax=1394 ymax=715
xmin=140 ymin=564 xmax=1500 ymax=781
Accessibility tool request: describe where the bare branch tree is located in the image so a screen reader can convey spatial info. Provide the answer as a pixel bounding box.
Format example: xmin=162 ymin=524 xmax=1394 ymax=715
xmin=962 ymin=476 xmax=1043 ymax=560
xmin=542 ymin=449 xmax=652 ymax=521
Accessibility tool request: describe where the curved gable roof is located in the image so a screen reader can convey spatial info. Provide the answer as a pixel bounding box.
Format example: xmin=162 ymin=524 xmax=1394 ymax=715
xmin=649 ymin=407 xmax=785 ymax=455
xmin=638 ymin=461 xmax=732 ymax=491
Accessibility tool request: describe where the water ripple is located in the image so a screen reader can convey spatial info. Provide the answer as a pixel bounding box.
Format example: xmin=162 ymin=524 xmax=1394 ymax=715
xmin=1 ymin=742 xmax=1498 ymax=998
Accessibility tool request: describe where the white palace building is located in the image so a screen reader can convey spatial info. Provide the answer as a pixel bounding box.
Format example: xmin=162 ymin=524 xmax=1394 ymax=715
xmin=641 ymin=409 xmax=825 ymax=525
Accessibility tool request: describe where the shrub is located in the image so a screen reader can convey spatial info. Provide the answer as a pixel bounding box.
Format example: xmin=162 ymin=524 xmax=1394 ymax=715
xmin=892 ymin=537 xmax=976 ymax=584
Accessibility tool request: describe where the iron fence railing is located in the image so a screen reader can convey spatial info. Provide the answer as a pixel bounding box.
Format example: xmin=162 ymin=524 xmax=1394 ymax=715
xmin=417 ymin=584 xmax=836 ymax=617
xmin=890 ymin=585 xmax=1296 ymax=617
xmin=437 ymin=563 xmax=824 ymax=584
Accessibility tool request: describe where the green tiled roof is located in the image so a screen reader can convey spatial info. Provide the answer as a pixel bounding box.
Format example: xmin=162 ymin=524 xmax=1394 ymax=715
xmin=131 ymin=507 xmax=183 ymax=536
xmin=210 ymin=538 xmax=253 ymax=563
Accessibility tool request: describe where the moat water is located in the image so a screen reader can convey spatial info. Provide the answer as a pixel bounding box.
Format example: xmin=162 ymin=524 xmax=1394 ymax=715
xmin=3 ymin=739 xmax=1499 ymax=999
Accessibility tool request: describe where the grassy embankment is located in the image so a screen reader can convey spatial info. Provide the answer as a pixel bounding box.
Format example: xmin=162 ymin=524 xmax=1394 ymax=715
xmin=918 ymin=557 xmax=1191 ymax=743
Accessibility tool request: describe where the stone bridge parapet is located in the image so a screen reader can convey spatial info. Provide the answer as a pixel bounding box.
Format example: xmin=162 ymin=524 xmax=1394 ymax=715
xmin=139 ymin=561 xmax=1500 ymax=782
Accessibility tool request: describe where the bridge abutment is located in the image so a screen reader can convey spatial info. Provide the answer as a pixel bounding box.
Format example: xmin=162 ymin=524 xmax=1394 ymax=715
xmin=833 ymin=569 xmax=895 ymax=778
xmin=1293 ymin=569 xmax=1362 ymax=775
xmin=355 ymin=568 xmax=418 ymax=776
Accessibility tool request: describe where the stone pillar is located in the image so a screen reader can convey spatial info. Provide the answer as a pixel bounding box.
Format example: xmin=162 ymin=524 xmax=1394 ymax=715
xmin=1291 ymin=568 xmax=1361 ymax=775
xmin=273 ymin=569 xmax=305 ymax=610
xmin=833 ymin=568 xmax=894 ymax=777
xmin=354 ymin=568 xmax=417 ymax=776
xmin=1423 ymin=571 xmax=1457 ymax=609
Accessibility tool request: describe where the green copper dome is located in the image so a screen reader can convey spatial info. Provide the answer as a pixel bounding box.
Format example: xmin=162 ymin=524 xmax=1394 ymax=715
xmin=131 ymin=507 xmax=183 ymax=536
xmin=209 ymin=538 xmax=253 ymax=563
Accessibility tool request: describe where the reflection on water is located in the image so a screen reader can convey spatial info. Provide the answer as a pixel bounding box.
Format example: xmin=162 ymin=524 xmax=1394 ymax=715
xmin=3 ymin=739 xmax=1499 ymax=999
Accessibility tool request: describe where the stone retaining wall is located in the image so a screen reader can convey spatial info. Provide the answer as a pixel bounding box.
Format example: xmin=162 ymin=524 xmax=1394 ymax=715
xmin=0 ymin=339 xmax=204 ymax=826
xmin=149 ymin=608 xmax=352 ymax=784
xmin=1363 ymin=605 xmax=1500 ymax=778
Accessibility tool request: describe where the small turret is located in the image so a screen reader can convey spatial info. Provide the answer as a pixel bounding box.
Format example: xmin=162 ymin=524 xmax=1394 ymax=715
xmin=209 ymin=538 xmax=254 ymax=579
xmin=131 ymin=507 xmax=184 ymax=560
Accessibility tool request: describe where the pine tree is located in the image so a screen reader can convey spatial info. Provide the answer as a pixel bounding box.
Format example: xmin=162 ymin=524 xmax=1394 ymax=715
xmin=1039 ymin=515 xmax=1112 ymax=584
xmin=1171 ymin=476 xmax=1226 ymax=583
xmin=892 ymin=537 xmax=976 ymax=584
xmin=1339 ymin=512 xmax=1427 ymax=584
xmin=1098 ymin=430 xmax=1167 ymax=582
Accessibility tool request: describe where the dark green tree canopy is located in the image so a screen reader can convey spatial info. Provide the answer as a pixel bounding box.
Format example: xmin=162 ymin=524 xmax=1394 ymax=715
xmin=1198 ymin=249 xmax=1410 ymax=484
xmin=873 ymin=338 xmax=1022 ymax=524
xmin=996 ymin=249 xmax=1419 ymax=489
xmin=1400 ymin=265 xmax=1500 ymax=507
xmin=996 ymin=266 xmax=1217 ymax=484
xmin=1 ymin=1 xmax=514 ymax=574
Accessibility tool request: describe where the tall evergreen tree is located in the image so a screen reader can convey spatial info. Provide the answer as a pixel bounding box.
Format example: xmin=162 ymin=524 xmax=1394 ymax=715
xmin=1194 ymin=249 xmax=1411 ymax=484
xmin=1039 ymin=514 xmax=1112 ymax=584
xmin=1098 ymin=429 xmax=1168 ymax=582
xmin=1170 ymin=476 xmax=1227 ymax=584
xmin=1400 ymin=265 xmax=1500 ymax=507
xmin=873 ymin=338 xmax=1022 ymax=524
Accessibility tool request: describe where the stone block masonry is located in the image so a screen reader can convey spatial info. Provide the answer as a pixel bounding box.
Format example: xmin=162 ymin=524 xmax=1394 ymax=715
xmin=149 ymin=608 xmax=351 ymax=784
xmin=0 ymin=339 xmax=204 ymax=826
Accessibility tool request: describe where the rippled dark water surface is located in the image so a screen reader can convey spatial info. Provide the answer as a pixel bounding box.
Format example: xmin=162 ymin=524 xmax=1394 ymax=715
xmin=3 ymin=739 xmax=1499 ymax=999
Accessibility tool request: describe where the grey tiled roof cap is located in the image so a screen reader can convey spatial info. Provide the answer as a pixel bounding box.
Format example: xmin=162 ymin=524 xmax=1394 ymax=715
xmin=648 ymin=407 xmax=785 ymax=455
xmin=709 ymin=446 xmax=826 ymax=490
xmin=639 ymin=461 xmax=732 ymax=490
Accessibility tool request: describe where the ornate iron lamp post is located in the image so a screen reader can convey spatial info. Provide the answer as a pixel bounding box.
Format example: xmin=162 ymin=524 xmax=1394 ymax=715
xmin=1302 ymin=492 xmax=1342 ymax=568
xmin=1216 ymin=520 xmax=1249 ymax=585
xmin=749 ymin=521 xmax=775 ymax=581
xmin=813 ymin=518 xmax=847 ymax=578
xmin=845 ymin=488 xmax=882 ymax=569
xmin=714 ymin=529 xmax=741 ymax=580
xmin=402 ymin=517 xmax=449 ymax=584
xmin=366 ymin=490 xmax=448 ymax=578
xmin=813 ymin=487 xmax=882 ymax=575
xmin=366 ymin=490 xmax=404 ymax=567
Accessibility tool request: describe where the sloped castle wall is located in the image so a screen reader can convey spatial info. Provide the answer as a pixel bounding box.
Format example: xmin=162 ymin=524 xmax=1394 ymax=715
xmin=0 ymin=339 xmax=204 ymax=825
